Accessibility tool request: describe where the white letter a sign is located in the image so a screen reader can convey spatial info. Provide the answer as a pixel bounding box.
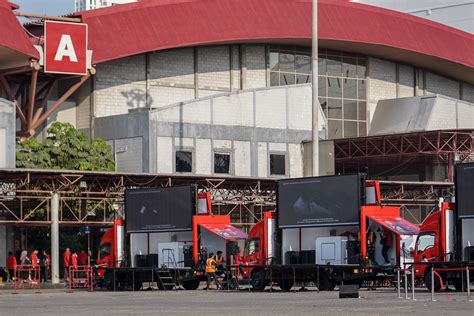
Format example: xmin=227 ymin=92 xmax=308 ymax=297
xmin=54 ymin=34 xmax=78 ymax=62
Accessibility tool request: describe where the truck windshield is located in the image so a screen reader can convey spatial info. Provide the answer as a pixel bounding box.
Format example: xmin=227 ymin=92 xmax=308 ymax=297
xmin=99 ymin=242 xmax=111 ymax=259
xmin=246 ymin=239 xmax=259 ymax=256
xmin=416 ymin=233 xmax=435 ymax=252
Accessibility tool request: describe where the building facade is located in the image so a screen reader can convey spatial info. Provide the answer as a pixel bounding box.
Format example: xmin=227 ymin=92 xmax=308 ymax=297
xmin=353 ymin=0 xmax=474 ymax=34
xmin=20 ymin=0 xmax=474 ymax=179
xmin=74 ymin=0 xmax=136 ymax=12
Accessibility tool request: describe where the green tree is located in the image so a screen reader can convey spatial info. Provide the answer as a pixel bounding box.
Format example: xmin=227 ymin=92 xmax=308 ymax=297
xmin=16 ymin=122 xmax=115 ymax=171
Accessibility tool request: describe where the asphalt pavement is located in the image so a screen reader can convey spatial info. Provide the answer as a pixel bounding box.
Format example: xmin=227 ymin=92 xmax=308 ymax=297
xmin=0 ymin=286 xmax=473 ymax=315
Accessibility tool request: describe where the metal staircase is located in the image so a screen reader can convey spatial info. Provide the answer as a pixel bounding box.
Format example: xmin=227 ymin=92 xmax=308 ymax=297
xmin=156 ymin=269 xmax=176 ymax=291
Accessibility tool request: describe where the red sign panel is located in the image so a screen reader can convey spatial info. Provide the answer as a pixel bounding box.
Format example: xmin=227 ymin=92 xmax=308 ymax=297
xmin=44 ymin=21 xmax=88 ymax=75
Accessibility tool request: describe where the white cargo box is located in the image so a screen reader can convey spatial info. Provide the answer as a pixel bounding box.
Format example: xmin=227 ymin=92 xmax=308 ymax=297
xmin=315 ymin=236 xmax=348 ymax=265
xmin=158 ymin=242 xmax=190 ymax=268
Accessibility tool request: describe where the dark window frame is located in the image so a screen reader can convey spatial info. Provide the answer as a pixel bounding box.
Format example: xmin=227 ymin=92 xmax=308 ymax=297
xmin=175 ymin=149 xmax=194 ymax=173
xmin=213 ymin=151 xmax=232 ymax=175
xmin=269 ymin=152 xmax=287 ymax=177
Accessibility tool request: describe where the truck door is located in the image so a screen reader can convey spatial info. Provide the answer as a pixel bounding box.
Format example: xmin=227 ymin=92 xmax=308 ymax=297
xmin=415 ymin=232 xmax=437 ymax=262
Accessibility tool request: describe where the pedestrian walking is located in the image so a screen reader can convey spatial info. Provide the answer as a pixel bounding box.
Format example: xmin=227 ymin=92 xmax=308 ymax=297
xmin=39 ymin=250 xmax=49 ymax=282
xmin=78 ymin=250 xmax=88 ymax=266
xmin=63 ymin=248 xmax=71 ymax=282
xmin=205 ymin=253 xmax=221 ymax=290
xmin=6 ymin=252 xmax=17 ymax=282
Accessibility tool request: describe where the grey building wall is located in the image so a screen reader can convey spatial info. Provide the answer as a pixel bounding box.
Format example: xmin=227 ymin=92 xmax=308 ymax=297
xmin=0 ymin=98 xmax=16 ymax=168
xmin=366 ymin=57 xmax=474 ymax=124
xmin=95 ymin=84 xmax=326 ymax=177
xmin=93 ymin=110 xmax=149 ymax=172
xmin=0 ymin=98 xmax=15 ymax=267
xmin=369 ymin=95 xmax=474 ymax=135
xmin=353 ymin=0 xmax=474 ymax=34
xmin=89 ymin=44 xmax=474 ymax=135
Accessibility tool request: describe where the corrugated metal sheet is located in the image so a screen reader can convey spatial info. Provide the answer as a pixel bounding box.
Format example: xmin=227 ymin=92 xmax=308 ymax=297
xmin=369 ymin=95 xmax=474 ymax=135
xmin=0 ymin=1 xmax=39 ymax=59
xmin=76 ymin=0 xmax=473 ymax=73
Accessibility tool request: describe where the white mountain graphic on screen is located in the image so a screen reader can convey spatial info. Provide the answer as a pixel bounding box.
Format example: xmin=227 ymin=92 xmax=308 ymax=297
xmin=139 ymin=206 xmax=158 ymax=214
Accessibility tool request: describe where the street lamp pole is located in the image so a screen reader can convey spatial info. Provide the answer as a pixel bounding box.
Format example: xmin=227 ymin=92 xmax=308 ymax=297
xmin=312 ymin=0 xmax=320 ymax=176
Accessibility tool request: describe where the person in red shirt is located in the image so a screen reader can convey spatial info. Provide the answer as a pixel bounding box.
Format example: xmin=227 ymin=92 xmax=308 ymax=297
xmin=6 ymin=252 xmax=17 ymax=282
xmin=63 ymin=248 xmax=71 ymax=281
xmin=31 ymin=250 xmax=39 ymax=267
xmin=380 ymin=227 xmax=393 ymax=264
xmin=71 ymin=252 xmax=78 ymax=268
xmin=77 ymin=250 xmax=88 ymax=266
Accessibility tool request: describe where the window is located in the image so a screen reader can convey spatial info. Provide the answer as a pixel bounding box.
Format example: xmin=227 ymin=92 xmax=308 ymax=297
xmin=416 ymin=233 xmax=435 ymax=252
xmin=175 ymin=150 xmax=193 ymax=173
xmin=246 ymin=238 xmax=260 ymax=256
xmin=99 ymin=242 xmax=111 ymax=260
xmin=269 ymin=153 xmax=286 ymax=176
xmin=268 ymin=46 xmax=367 ymax=138
xmin=214 ymin=152 xmax=231 ymax=174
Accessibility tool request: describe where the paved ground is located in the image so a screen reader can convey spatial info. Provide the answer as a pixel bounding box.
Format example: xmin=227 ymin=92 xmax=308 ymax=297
xmin=0 ymin=286 xmax=473 ymax=315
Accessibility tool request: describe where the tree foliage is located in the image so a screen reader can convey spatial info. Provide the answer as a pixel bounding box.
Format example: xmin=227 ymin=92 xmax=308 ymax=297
xmin=16 ymin=122 xmax=115 ymax=171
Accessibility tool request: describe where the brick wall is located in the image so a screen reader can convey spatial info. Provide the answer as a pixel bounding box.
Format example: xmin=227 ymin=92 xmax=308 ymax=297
xmin=462 ymin=83 xmax=474 ymax=103
xmin=198 ymin=46 xmax=230 ymax=96
xmin=425 ymin=72 xmax=460 ymax=99
xmin=243 ymin=45 xmax=266 ymax=89
xmin=398 ymin=64 xmax=414 ymax=98
xmin=95 ymin=55 xmax=146 ymax=117
xmin=367 ymin=57 xmax=397 ymax=122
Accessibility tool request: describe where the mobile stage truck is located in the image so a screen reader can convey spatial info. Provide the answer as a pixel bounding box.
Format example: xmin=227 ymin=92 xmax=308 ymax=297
xmin=413 ymin=162 xmax=474 ymax=291
xmin=241 ymin=174 xmax=420 ymax=291
xmin=96 ymin=185 xmax=247 ymax=290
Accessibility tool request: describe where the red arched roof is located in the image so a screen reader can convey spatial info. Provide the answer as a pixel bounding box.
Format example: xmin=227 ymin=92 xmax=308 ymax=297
xmin=0 ymin=1 xmax=39 ymax=67
xmin=77 ymin=0 xmax=474 ymax=83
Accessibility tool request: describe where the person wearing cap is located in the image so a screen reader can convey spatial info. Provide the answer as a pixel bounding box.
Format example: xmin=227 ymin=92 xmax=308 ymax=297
xmin=205 ymin=253 xmax=220 ymax=290
xmin=63 ymin=248 xmax=71 ymax=282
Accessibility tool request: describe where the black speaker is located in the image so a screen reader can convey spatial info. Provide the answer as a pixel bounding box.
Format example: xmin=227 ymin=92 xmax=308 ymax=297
xmin=299 ymin=250 xmax=315 ymax=264
xmin=339 ymin=285 xmax=359 ymax=298
xmin=135 ymin=255 xmax=147 ymax=267
xmin=147 ymin=254 xmax=158 ymax=267
xmin=183 ymin=245 xmax=194 ymax=267
xmin=285 ymin=251 xmax=299 ymax=264
xmin=464 ymin=246 xmax=474 ymax=261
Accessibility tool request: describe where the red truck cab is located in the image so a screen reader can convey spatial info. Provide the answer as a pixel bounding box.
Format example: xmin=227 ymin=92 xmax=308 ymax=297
xmin=241 ymin=211 xmax=277 ymax=278
xmin=96 ymin=219 xmax=125 ymax=279
xmin=414 ymin=201 xmax=456 ymax=289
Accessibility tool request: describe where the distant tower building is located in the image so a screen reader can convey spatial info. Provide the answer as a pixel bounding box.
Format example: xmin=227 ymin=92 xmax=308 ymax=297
xmin=74 ymin=0 xmax=137 ymax=12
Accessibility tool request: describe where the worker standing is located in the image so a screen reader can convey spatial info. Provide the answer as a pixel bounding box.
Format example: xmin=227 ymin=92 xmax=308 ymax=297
xmin=6 ymin=252 xmax=17 ymax=282
xmin=379 ymin=228 xmax=393 ymax=264
xmin=78 ymin=250 xmax=88 ymax=266
xmin=30 ymin=250 xmax=40 ymax=283
xmin=63 ymin=248 xmax=71 ymax=282
xmin=39 ymin=250 xmax=49 ymax=283
xmin=71 ymin=252 xmax=78 ymax=268
xmin=214 ymin=251 xmax=224 ymax=276
xmin=31 ymin=250 xmax=39 ymax=267
xmin=205 ymin=253 xmax=220 ymax=290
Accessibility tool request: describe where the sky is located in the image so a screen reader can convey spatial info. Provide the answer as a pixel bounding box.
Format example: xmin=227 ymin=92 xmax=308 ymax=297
xmin=13 ymin=0 xmax=74 ymax=16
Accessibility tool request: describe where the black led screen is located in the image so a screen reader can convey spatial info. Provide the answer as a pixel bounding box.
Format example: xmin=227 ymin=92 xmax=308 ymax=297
xmin=125 ymin=185 xmax=196 ymax=233
xmin=456 ymin=163 xmax=474 ymax=219
xmin=278 ymin=175 xmax=362 ymax=228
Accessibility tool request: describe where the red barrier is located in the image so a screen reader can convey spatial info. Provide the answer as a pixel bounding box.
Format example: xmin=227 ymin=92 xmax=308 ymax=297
xmin=13 ymin=265 xmax=41 ymax=293
xmin=433 ymin=266 xmax=473 ymax=301
xmin=68 ymin=266 xmax=94 ymax=292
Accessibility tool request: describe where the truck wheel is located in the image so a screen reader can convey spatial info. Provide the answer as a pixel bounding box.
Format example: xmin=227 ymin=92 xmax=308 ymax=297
xmin=278 ymin=279 xmax=294 ymax=291
xmin=134 ymin=278 xmax=143 ymax=291
xmin=424 ymin=269 xmax=441 ymax=292
xmin=251 ymin=271 xmax=266 ymax=291
xmin=452 ymin=277 xmax=466 ymax=292
xmin=182 ymin=279 xmax=200 ymax=290
xmin=103 ymin=271 xmax=114 ymax=291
